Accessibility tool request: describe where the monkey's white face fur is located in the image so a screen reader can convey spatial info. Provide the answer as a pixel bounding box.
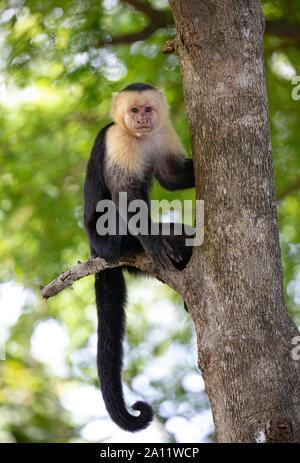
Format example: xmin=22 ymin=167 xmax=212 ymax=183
xmin=111 ymin=89 xmax=169 ymax=138
xmin=106 ymin=88 xmax=185 ymax=176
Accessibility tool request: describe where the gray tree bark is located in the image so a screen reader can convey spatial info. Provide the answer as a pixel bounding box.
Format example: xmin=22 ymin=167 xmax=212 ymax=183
xmin=168 ymin=0 xmax=300 ymax=443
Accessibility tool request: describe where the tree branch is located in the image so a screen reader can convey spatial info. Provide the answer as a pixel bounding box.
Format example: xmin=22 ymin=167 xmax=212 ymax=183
xmin=162 ymin=38 xmax=176 ymax=54
xmin=40 ymin=254 xmax=184 ymax=300
xmin=96 ymin=0 xmax=172 ymax=47
xmin=264 ymin=41 xmax=299 ymax=56
xmin=98 ymin=4 xmax=300 ymax=49
xmin=265 ymin=20 xmax=300 ymax=43
xmin=102 ymin=18 xmax=300 ymax=48
xmin=100 ymin=23 xmax=161 ymax=46
xmin=121 ymin=0 xmax=167 ymax=22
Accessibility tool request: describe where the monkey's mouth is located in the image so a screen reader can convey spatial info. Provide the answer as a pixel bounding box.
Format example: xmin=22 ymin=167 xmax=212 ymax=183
xmin=134 ymin=126 xmax=152 ymax=132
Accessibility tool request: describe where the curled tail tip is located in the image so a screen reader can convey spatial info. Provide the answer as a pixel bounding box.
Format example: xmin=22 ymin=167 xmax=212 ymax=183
xmin=130 ymin=401 xmax=154 ymax=432
xmin=108 ymin=400 xmax=153 ymax=432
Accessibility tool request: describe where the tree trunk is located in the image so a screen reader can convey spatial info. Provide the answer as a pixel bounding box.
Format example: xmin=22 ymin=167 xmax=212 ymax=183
xmin=169 ymin=0 xmax=300 ymax=443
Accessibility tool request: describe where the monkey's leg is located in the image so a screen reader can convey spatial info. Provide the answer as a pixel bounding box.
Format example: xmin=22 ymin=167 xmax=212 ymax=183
xmin=161 ymin=223 xmax=193 ymax=312
xmin=120 ymin=235 xmax=145 ymax=277
xmin=157 ymin=223 xmax=194 ymax=270
xmin=119 ymin=225 xmax=194 ymax=271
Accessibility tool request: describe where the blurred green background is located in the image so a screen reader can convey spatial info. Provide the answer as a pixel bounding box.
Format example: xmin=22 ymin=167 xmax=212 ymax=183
xmin=0 ymin=0 xmax=299 ymax=443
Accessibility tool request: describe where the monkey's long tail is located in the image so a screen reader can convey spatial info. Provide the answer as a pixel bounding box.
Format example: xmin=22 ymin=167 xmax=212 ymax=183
xmin=95 ymin=268 xmax=153 ymax=432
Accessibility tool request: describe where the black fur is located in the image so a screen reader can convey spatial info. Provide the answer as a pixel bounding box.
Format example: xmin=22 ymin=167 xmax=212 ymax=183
xmin=83 ymin=95 xmax=195 ymax=432
xmin=154 ymin=155 xmax=194 ymax=191
xmin=95 ymin=268 xmax=153 ymax=432
xmin=121 ymin=82 xmax=155 ymax=92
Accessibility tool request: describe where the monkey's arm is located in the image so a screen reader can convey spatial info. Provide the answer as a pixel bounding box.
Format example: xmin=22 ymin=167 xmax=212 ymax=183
xmin=154 ymin=155 xmax=195 ymax=191
xmin=84 ymin=123 xmax=121 ymax=259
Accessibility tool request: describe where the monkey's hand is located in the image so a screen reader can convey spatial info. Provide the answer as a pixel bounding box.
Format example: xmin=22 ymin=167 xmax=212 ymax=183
xmin=141 ymin=236 xmax=182 ymax=270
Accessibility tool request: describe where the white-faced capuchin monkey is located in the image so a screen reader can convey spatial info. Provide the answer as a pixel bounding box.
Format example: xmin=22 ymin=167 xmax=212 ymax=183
xmin=83 ymin=82 xmax=195 ymax=432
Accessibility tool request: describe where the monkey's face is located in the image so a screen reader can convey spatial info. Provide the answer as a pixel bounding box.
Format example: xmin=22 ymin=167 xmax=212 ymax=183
xmin=124 ymin=102 xmax=159 ymax=137
xmin=111 ymin=88 xmax=168 ymax=137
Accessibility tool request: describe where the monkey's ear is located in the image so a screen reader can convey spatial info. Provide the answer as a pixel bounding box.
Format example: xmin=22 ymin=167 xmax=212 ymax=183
xmin=155 ymin=89 xmax=170 ymax=123
xmin=110 ymin=92 xmax=119 ymax=121
xmin=110 ymin=92 xmax=119 ymax=107
xmin=110 ymin=91 xmax=126 ymax=126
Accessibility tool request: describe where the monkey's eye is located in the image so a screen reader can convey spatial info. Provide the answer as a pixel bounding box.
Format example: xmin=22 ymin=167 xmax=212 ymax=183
xmin=131 ymin=108 xmax=139 ymax=113
xmin=145 ymin=107 xmax=152 ymax=112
